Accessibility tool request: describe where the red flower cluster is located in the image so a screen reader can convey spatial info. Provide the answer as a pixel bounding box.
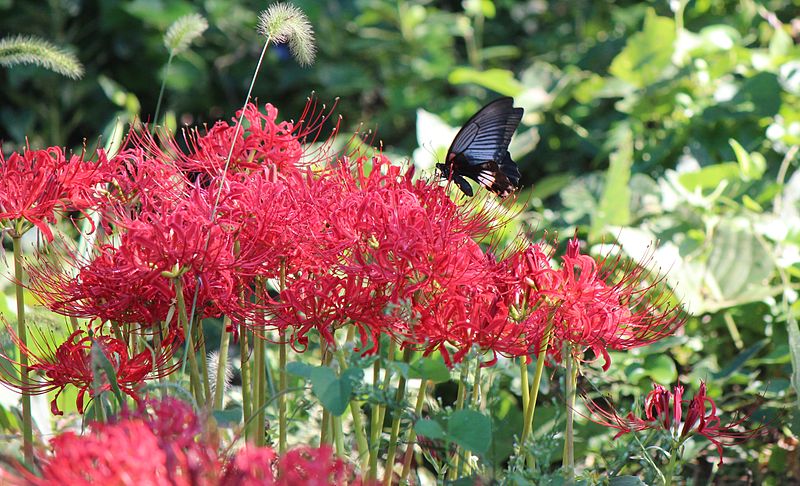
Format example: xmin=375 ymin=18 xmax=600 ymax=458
xmin=585 ymin=381 xmax=764 ymax=465
xmin=0 ymin=146 xmax=112 ymax=241
xmin=2 ymin=397 xmax=369 ymax=485
xmin=0 ymin=325 xmax=178 ymax=415
xmin=17 ymin=101 xmax=684 ymax=386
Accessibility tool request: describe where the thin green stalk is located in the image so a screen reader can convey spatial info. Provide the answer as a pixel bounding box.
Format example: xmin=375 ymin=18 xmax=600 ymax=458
xmin=383 ymin=347 xmax=413 ymax=486
xmin=12 ymin=234 xmax=33 ymax=463
xmin=335 ymin=329 xmax=369 ymax=473
xmin=320 ymin=344 xmax=332 ymax=445
xmin=213 ymin=315 xmax=232 ymax=409
xmin=520 ymin=356 xmax=529 ymax=412
xmin=519 ymin=315 xmax=555 ymax=468
xmin=152 ymin=52 xmax=174 ymax=130
xmin=448 ymin=364 xmax=469 ymax=481
xmin=196 ymin=318 xmax=212 ymax=402
xmin=240 ymin=323 xmax=252 ymax=442
xmin=400 ymin=379 xmax=429 ymax=485
xmin=333 ymin=413 xmax=345 ymax=458
xmin=278 ymin=260 xmax=288 ymax=454
xmin=563 ymin=345 xmax=578 ymax=483
xmin=253 ymin=332 xmax=265 ymax=446
xmin=173 ymin=277 xmax=205 ymax=405
xmin=662 ymin=442 xmax=679 ymax=485
xmin=470 ymin=359 xmax=482 ymax=406
xmin=368 ymin=358 xmax=382 ymax=481
xmin=375 ymin=340 xmax=397 ymax=436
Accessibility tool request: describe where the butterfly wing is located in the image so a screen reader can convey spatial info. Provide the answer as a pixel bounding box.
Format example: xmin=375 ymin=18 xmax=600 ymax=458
xmin=443 ymin=97 xmax=523 ymax=197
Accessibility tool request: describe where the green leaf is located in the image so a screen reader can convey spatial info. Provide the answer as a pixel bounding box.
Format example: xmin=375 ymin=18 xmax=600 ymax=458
xmin=609 ymin=9 xmax=676 ymax=87
xmin=643 ymin=354 xmax=677 ymax=383
xmin=592 ymin=123 xmax=632 ymax=238
xmin=713 ymin=339 xmax=768 ymax=380
xmin=610 ymin=477 xmax=646 ymax=486
xmin=286 ymin=361 xmax=314 ymax=379
xmin=448 ymin=67 xmax=524 ymax=97
xmin=415 ymin=418 xmax=445 ymax=439
xmin=448 ymin=410 xmax=492 ymax=454
xmin=706 ymin=219 xmax=775 ymax=305
xmin=677 ymin=163 xmax=740 ymax=191
xmin=310 ymin=367 xmax=352 ymax=416
xmin=730 ymin=139 xmax=766 ymax=181
xmin=790 ymin=314 xmax=800 ymax=408
xmin=213 ymin=408 xmax=242 ymax=427
xmin=407 ymin=357 xmax=451 ymax=383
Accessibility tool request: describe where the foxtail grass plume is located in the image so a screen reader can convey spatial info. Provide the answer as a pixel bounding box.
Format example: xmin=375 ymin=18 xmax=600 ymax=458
xmin=0 ymin=35 xmax=84 ymax=79
xmin=164 ymin=13 xmax=208 ymax=55
xmin=257 ymin=3 xmax=316 ymax=66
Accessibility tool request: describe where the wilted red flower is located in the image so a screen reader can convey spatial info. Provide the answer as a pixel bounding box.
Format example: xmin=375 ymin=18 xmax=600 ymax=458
xmin=528 ymin=237 xmax=685 ymax=370
xmin=0 ymin=146 xmax=112 ymax=241
xmin=0 ymin=326 xmax=179 ymax=415
xmin=585 ymin=381 xmax=764 ymax=465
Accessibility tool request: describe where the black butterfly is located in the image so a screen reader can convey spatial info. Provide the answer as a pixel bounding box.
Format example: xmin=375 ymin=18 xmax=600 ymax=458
xmin=437 ymin=97 xmax=523 ymax=197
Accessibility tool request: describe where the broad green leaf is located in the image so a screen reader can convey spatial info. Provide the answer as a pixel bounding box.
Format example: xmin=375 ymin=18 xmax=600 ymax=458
xmin=677 ymin=163 xmax=740 ymax=191
xmin=213 ymin=408 xmax=242 ymax=427
xmin=415 ymin=418 xmax=445 ymax=439
xmin=448 ymin=67 xmax=524 ymax=97
xmin=592 ymin=123 xmax=632 ymax=238
xmin=706 ymin=219 xmax=775 ymax=305
xmin=407 ymin=357 xmax=451 ymax=383
xmin=286 ymin=361 xmax=315 ymax=379
xmin=448 ymin=410 xmax=492 ymax=454
xmin=643 ymin=354 xmax=677 ymax=383
xmin=609 ymin=10 xmax=676 ymax=87
xmin=310 ymin=367 xmax=351 ymax=416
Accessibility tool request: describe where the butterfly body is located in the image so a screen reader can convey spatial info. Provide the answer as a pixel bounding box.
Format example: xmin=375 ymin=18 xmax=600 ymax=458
xmin=437 ymin=97 xmax=523 ymax=197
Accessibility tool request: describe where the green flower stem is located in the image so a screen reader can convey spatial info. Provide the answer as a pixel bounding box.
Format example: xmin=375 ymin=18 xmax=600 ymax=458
xmin=520 ymin=356 xmax=529 ymax=412
xmin=196 ymin=318 xmax=212 ymax=402
xmin=369 ymin=338 xmax=397 ymax=480
xmin=470 ymin=358 xmax=482 ymax=406
xmin=333 ymin=413 xmax=345 ymax=458
xmin=335 ymin=329 xmax=369 ymax=473
xmin=12 ymin=234 xmax=33 ymax=464
xmin=662 ymin=442 xmax=680 ymax=485
xmin=376 ymin=339 xmax=397 ymax=430
xmin=447 ymin=364 xmax=470 ymax=481
xmin=213 ymin=315 xmax=232 ymax=409
xmin=173 ymin=277 xmax=205 ymax=405
xmin=253 ymin=332 xmax=265 ymax=446
xmin=240 ymin=324 xmax=252 ymax=442
xmin=520 ymin=315 xmax=555 ymax=468
xmin=368 ymin=358 xmax=383 ymax=482
xmin=400 ymin=379 xmax=429 ymax=485
xmin=278 ymin=260 xmax=288 ymax=454
xmin=152 ymin=52 xmax=174 ymax=130
xmin=383 ymin=347 xmax=413 ymax=486
xmin=320 ymin=343 xmax=332 ymax=445
xmin=563 ymin=345 xmax=578 ymax=482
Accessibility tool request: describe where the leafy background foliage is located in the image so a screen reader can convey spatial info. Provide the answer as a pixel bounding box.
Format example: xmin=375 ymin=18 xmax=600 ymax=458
xmin=2 ymin=0 xmax=800 ymax=483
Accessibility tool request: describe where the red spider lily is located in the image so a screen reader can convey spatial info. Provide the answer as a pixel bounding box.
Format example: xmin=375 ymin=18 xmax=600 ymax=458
xmin=528 ymin=237 xmax=685 ymax=370
xmin=106 ymin=142 xmax=191 ymax=208
xmin=26 ymin=238 xmax=229 ymax=327
xmin=0 ymin=146 xmax=113 ymax=241
xmin=180 ymin=100 xmax=339 ymax=178
xmin=0 ymin=325 xmax=180 ymax=415
xmin=584 ymin=381 xmax=765 ymax=465
xmin=272 ymin=273 xmax=400 ymax=354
